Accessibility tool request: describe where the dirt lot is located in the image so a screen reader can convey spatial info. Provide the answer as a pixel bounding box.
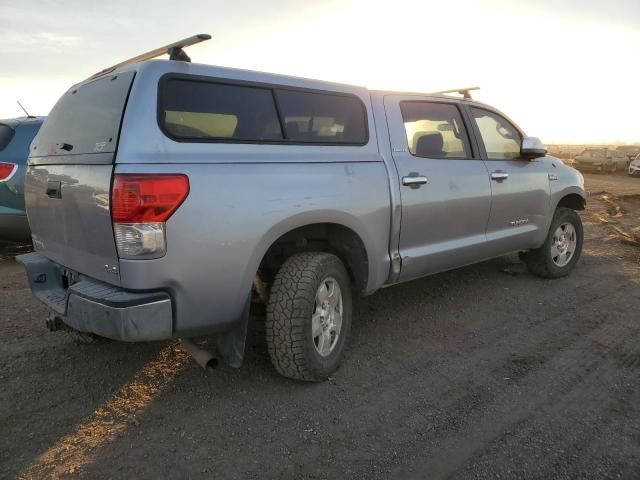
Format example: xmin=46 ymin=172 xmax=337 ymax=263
xmin=1 ymin=173 xmax=639 ymax=479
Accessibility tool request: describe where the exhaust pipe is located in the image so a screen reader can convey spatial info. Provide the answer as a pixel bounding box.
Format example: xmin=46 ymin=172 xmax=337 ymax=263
xmin=46 ymin=313 xmax=63 ymax=332
xmin=179 ymin=339 xmax=218 ymax=370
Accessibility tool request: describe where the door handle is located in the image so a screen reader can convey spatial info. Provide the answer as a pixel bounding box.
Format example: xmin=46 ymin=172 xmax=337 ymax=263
xmin=46 ymin=180 xmax=62 ymax=199
xmin=402 ymin=175 xmax=428 ymax=188
xmin=490 ymin=171 xmax=509 ymax=181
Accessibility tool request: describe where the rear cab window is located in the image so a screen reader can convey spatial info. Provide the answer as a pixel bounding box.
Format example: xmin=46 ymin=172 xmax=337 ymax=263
xmin=0 ymin=122 xmax=43 ymax=165
xmin=0 ymin=124 xmax=15 ymax=152
xmin=158 ymin=75 xmax=368 ymax=145
xmin=31 ymin=71 xmax=136 ymax=159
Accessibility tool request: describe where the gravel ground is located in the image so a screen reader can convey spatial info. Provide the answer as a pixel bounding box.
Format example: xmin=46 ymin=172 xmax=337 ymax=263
xmin=1 ymin=173 xmax=639 ymax=479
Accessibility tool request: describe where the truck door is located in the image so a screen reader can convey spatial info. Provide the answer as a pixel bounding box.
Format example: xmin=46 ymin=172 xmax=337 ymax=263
xmin=466 ymin=106 xmax=551 ymax=254
xmin=384 ymin=96 xmax=492 ymax=281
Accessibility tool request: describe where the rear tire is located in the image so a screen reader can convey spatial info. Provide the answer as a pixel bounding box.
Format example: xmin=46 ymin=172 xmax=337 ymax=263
xmin=266 ymin=252 xmax=352 ymax=382
xmin=524 ymin=207 xmax=583 ymax=278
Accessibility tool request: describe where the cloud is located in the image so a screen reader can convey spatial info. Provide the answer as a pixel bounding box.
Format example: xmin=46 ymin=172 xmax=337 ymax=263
xmin=3 ymin=32 xmax=82 ymax=53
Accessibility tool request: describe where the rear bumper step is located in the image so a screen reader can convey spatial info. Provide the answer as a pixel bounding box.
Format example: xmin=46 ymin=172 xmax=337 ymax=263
xmin=17 ymin=251 xmax=173 ymax=342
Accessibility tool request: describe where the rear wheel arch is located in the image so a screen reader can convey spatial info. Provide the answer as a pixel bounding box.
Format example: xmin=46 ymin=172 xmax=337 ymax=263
xmin=255 ymin=222 xmax=369 ymax=296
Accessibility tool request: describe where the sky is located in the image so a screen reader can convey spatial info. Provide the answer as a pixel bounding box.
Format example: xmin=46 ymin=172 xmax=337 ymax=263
xmin=1 ymin=0 xmax=639 ymax=144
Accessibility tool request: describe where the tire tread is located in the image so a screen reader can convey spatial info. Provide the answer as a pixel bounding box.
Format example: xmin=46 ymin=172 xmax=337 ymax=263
xmin=266 ymin=252 xmax=346 ymax=381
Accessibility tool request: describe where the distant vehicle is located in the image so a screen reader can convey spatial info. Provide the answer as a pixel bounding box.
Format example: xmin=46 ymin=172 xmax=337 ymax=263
xmin=616 ymin=145 xmax=640 ymax=165
xmin=0 ymin=116 xmax=44 ymax=242
xmin=17 ymin=35 xmax=585 ymax=381
xmin=573 ymin=148 xmax=627 ymax=174
xmin=628 ymin=153 xmax=640 ymax=177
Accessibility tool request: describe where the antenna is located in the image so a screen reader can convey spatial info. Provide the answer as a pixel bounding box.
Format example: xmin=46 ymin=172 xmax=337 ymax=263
xmin=432 ymin=87 xmax=480 ymax=100
xmin=17 ymin=101 xmax=34 ymax=118
xmin=87 ymin=33 xmax=212 ymax=80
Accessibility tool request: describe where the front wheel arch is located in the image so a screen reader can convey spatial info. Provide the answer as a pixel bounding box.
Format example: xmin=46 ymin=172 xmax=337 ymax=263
xmin=556 ymin=193 xmax=586 ymax=212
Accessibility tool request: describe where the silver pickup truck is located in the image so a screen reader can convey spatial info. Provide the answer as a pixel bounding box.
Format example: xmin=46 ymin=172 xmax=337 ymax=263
xmin=18 ymin=36 xmax=586 ymax=381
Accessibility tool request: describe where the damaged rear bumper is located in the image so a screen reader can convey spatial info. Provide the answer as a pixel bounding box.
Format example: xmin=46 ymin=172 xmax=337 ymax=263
xmin=16 ymin=251 xmax=173 ymax=341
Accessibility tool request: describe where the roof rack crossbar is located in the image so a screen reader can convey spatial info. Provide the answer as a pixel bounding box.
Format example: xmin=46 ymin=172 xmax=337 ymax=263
xmin=432 ymin=86 xmax=480 ymax=100
xmin=88 ymin=33 xmax=212 ymax=80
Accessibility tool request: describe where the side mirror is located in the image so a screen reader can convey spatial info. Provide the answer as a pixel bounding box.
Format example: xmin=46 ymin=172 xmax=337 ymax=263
xmin=520 ymin=136 xmax=547 ymax=160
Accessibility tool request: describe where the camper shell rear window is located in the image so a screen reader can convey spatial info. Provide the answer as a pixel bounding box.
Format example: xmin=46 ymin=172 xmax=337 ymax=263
xmin=158 ymin=75 xmax=368 ymax=146
xmin=31 ymin=71 xmax=135 ymax=158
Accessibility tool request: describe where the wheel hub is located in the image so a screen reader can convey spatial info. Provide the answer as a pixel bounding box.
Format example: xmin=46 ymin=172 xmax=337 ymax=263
xmin=311 ymin=277 xmax=343 ymax=357
xmin=551 ymin=222 xmax=577 ymax=267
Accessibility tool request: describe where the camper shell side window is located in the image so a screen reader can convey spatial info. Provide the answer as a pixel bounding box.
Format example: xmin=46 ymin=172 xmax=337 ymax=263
xmin=158 ymin=74 xmax=369 ymax=146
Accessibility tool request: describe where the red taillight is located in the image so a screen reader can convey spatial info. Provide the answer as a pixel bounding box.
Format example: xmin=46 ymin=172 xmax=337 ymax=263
xmin=111 ymin=174 xmax=189 ymax=223
xmin=0 ymin=162 xmax=17 ymax=182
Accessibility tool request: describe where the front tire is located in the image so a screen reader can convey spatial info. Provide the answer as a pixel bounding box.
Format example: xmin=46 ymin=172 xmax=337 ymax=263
xmin=266 ymin=252 xmax=352 ymax=381
xmin=524 ymin=207 xmax=583 ymax=278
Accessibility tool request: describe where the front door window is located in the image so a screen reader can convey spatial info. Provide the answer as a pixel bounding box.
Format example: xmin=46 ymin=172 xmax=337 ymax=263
xmin=471 ymin=108 xmax=521 ymax=160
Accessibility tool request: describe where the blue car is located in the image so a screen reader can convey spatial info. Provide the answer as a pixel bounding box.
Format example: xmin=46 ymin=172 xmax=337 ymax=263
xmin=0 ymin=116 xmax=44 ymax=243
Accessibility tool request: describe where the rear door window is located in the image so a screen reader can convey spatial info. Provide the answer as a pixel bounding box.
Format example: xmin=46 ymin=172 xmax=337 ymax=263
xmin=161 ymin=79 xmax=283 ymax=141
xmin=275 ymin=90 xmax=367 ymax=144
xmin=0 ymin=124 xmax=15 ymax=152
xmin=32 ymin=71 xmax=135 ymax=157
xmin=399 ymin=102 xmax=472 ymax=159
